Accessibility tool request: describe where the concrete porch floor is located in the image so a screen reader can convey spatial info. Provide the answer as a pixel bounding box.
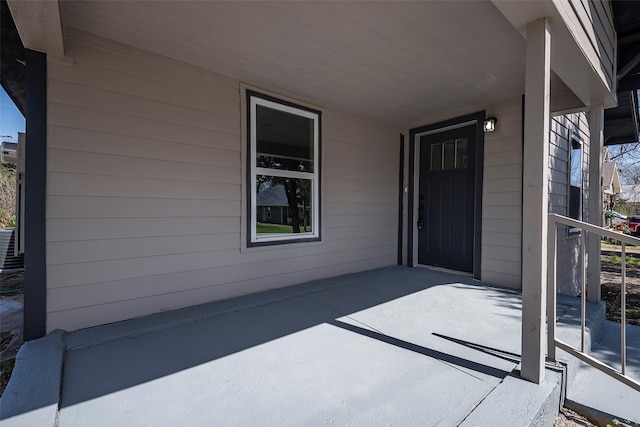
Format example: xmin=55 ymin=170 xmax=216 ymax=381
xmin=1 ymin=266 xmax=602 ymax=426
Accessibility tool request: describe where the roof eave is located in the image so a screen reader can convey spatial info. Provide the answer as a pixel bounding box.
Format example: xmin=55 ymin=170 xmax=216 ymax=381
xmin=7 ymin=0 xmax=64 ymax=56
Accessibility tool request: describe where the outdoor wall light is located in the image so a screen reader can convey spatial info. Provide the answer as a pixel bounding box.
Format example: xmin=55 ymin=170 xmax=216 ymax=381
xmin=483 ymin=117 xmax=497 ymax=133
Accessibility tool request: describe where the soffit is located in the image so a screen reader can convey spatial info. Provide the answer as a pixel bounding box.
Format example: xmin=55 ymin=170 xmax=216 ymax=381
xmin=59 ymin=1 xmax=526 ymax=127
xmin=603 ymin=1 xmax=640 ymax=146
xmin=613 ymin=0 xmax=640 ymax=92
xmin=604 ymin=90 xmax=639 ymax=145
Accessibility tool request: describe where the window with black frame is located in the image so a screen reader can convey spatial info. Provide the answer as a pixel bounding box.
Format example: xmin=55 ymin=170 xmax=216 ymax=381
xmin=247 ymin=91 xmax=321 ymax=246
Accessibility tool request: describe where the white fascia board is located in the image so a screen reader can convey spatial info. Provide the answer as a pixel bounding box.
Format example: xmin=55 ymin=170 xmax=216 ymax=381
xmin=7 ymin=0 xmax=64 ymax=55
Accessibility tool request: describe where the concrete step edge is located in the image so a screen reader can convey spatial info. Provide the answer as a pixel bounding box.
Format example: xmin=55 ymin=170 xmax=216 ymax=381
xmin=0 ymin=331 xmax=65 ymax=427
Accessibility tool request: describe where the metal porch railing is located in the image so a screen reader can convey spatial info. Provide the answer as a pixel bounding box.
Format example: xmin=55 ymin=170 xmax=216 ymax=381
xmin=547 ymin=213 xmax=640 ymax=392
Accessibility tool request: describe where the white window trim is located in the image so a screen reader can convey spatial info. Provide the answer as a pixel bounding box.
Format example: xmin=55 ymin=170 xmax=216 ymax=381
xmin=248 ymin=94 xmax=321 ymax=245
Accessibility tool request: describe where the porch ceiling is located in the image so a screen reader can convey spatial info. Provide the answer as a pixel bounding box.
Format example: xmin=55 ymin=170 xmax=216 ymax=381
xmin=59 ymin=1 xmax=527 ymax=127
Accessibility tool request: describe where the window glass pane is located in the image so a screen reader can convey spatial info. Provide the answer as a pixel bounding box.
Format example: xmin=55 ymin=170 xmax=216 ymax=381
xmin=570 ymin=140 xmax=581 ymax=187
xmin=569 ymin=185 xmax=581 ymax=220
xmin=443 ymin=141 xmax=455 ymax=170
xmin=569 ymin=138 xmax=582 ymax=222
xmin=431 ymin=144 xmax=442 ymax=171
xmin=455 ymin=139 xmax=468 ymax=169
xmin=256 ymin=175 xmax=312 ymax=235
xmin=256 ymin=105 xmax=314 ymax=172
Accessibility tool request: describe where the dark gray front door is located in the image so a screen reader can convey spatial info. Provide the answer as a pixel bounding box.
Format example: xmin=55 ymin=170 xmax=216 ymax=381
xmin=417 ymin=125 xmax=476 ymax=272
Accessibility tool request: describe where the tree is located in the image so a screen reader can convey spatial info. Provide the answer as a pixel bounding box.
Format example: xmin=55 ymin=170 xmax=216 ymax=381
xmin=256 ymin=154 xmax=311 ymax=233
xmin=608 ymin=142 xmax=640 ymax=185
xmin=611 ymin=193 xmax=631 ymax=216
xmin=0 ymin=162 xmax=16 ymax=229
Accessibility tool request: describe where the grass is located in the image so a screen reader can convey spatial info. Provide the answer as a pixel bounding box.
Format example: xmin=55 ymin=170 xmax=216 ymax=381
xmin=602 ymin=254 xmax=640 ymax=267
xmin=256 ymin=222 xmax=312 ymax=234
xmin=602 ymin=241 xmax=638 ymax=250
xmin=256 ymin=223 xmax=293 ymax=234
xmin=602 ymin=242 xmax=626 ymax=250
xmin=628 ymin=309 xmax=640 ymax=320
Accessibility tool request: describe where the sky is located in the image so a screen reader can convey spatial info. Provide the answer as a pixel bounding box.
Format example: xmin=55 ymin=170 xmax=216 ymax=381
xmin=0 ymin=86 xmax=25 ymax=142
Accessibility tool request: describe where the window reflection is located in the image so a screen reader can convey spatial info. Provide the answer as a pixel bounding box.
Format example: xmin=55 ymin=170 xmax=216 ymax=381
xmin=256 ymin=105 xmax=314 ymax=173
xmin=455 ymin=139 xmax=468 ymax=169
xmin=570 ymin=139 xmax=582 ymax=187
xmin=443 ymin=141 xmax=455 ymax=170
xmin=256 ymin=176 xmax=313 ymax=235
xmin=569 ymin=138 xmax=582 ymax=223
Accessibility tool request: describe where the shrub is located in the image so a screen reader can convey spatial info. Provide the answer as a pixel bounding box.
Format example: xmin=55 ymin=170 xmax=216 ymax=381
xmin=0 ymin=163 xmax=16 ymax=229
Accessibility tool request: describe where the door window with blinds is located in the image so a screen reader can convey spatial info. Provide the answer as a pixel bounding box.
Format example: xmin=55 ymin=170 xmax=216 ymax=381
xmin=430 ymin=139 xmax=468 ymax=171
xmin=247 ymin=91 xmax=321 ymax=246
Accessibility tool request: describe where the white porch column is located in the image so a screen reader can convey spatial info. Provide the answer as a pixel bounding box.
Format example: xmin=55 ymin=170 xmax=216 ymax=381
xmin=587 ymin=105 xmax=604 ymax=303
xmin=521 ymin=18 xmax=551 ymax=384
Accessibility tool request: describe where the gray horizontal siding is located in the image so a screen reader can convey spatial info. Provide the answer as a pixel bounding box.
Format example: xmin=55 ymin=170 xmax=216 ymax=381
xmin=549 ymin=112 xmax=591 ymax=296
xmin=46 ymin=33 xmax=399 ymax=331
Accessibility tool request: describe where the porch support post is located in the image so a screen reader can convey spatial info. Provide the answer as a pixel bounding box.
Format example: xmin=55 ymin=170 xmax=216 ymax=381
xmin=587 ymin=105 xmax=604 ymax=303
xmin=521 ymin=18 xmax=551 ymax=384
xmin=23 ymin=49 xmax=47 ymax=341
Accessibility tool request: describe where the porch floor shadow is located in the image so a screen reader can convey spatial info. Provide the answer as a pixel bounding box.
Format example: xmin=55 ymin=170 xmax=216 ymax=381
xmin=3 ymin=266 xmax=601 ymax=426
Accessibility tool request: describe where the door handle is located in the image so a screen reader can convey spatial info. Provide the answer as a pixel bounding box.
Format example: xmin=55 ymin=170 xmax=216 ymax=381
xmin=418 ymin=194 xmax=425 ymax=229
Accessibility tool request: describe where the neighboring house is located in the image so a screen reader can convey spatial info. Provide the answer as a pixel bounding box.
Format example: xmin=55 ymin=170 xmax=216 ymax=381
xmin=3 ymin=0 xmax=639 ymax=384
xmin=255 ymin=184 xmax=306 ymax=228
xmin=601 ymin=149 xmax=622 ymax=214
xmin=255 ymin=184 xmax=289 ymax=225
xmin=621 ymin=185 xmax=640 ymax=214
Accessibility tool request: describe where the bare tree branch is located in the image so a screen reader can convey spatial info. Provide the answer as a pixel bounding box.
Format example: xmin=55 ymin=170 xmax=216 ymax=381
xmin=609 ymin=142 xmax=640 ymax=161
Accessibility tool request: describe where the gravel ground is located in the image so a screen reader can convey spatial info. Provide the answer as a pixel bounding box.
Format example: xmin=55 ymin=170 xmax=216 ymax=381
xmin=601 ymin=259 xmax=640 ymax=326
xmin=554 ymin=407 xmax=596 ymax=427
xmin=0 ymin=271 xmax=23 ymax=397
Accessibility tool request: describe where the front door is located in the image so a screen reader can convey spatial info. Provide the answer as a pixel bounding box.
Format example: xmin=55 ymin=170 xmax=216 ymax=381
xmin=417 ymin=125 xmax=476 ymax=272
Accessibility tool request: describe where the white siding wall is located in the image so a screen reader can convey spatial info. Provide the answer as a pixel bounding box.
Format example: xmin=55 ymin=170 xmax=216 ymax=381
xmin=481 ymin=97 xmax=523 ymax=289
xmin=46 ymin=33 xmax=399 ymax=332
xmin=548 ymin=112 xmax=591 ymax=296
